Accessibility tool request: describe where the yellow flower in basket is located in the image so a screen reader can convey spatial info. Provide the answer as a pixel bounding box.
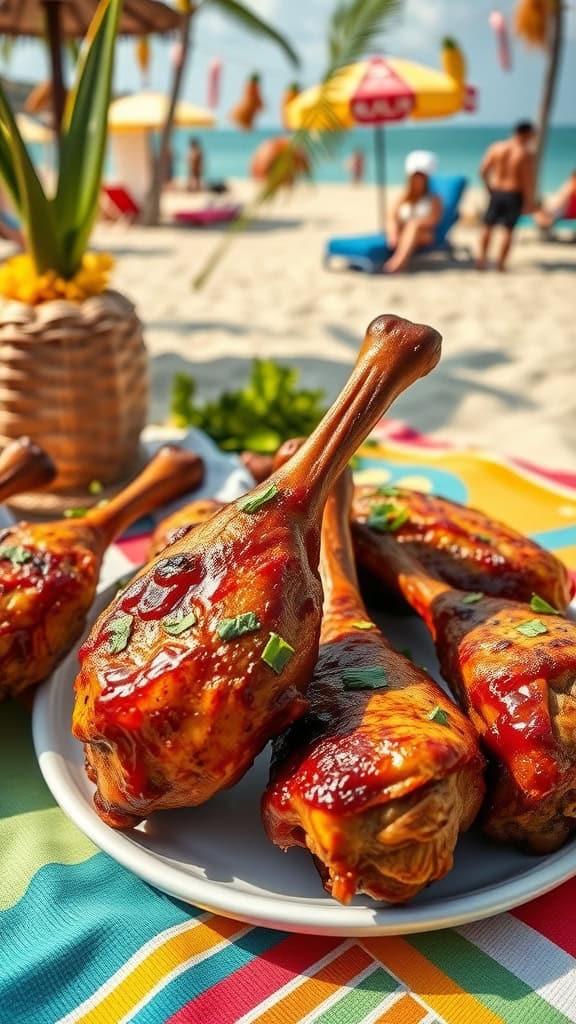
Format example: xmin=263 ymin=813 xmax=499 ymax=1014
xmin=0 ymin=0 xmax=121 ymax=308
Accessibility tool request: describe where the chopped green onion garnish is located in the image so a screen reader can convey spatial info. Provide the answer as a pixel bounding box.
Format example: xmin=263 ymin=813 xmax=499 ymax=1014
xmin=89 ymin=480 xmax=103 ymax=495
xmin=530 ymin=593 xmax=561 ymax=616
xmin=64 ymin=506 xmax=88 ymax=519
xmin=368 ymin=503 xmax=409 ymax=533
xmin=108 ymin=614 xmax=134 ymax=653
xmin=0 ymin=545 xmax=32 ymax=565
xmin=476 ymin=534 xmax=492 ymax=544
xmin=515 ymin=619 xmax=548 ymax=638
xmin=261 ymin=632 xmax=294 ymax=674
xmin=342 ymin=666 xmax=388 ymax=690
xmin=427 ymin=706 xmax=450 ymax=725
xmin=462 ymin=592 xmax=484 ymax=605
xmin=217 ymin=612 xmax=261 ymax=640
xmin=238 ymin=483 xmax=279 ymax=514
xmin=162 ymin=611 xmax=197 ymax=636
xmin=376 ymin=485 xmax=402 ymax=497
xmin=351 ymin=620 xmax=374 ymax=631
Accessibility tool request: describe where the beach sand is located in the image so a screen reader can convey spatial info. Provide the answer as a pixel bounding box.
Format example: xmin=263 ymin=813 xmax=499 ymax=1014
xmin=11 ymin=180 xmax=576 ymax=470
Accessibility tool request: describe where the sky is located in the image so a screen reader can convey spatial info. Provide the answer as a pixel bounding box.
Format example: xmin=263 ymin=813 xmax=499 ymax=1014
xmin=4 ymin=0 xmax=576 ymax=128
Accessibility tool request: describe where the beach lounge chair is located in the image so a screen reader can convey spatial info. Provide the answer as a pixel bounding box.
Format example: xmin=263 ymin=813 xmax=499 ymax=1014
xmin=101 ymin=185 xmax=141 ymax=223
xmin=173 ymin=205 xmax=242 ymax=227
xmin=324 ymin=173 xmax=468 ymax=273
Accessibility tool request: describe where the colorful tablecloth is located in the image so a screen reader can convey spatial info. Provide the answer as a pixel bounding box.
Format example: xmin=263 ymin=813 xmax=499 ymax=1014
xmin=3 ymin=424 xmax=576 ymax=1024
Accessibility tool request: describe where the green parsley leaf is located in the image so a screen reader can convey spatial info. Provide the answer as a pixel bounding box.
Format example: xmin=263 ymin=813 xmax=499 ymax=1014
xmin=368 ymin=503 xmax=410 ymax=533
xmin=169 ymin=360 xmax=326 ymax=453
xmin=351 ymin=620 xmax=374 ymax=631
xmin=376 ymin=485 xmax=402 ymax=497
xmin=261 ymin=632 xmax=294 ymax=674
xmin=217 ymin=612 xmax=261 ymax=640
xmin=462 ymin=592 xmax=484 ymax=605
xmin=238 ymin=483 xmax=279 ymax=514
xmin=363 ymin=438 xmax=380 ymax=449
xmin=108 ymin=614 xmax=134 ymax=654
xmin=342 ymin=666 xmax=388 ymax=690
xmin=0 ymin=545 xmax=32 ymax=565
xmin=476 ymin=534 xmax=492 ymax=544
xmin=89 ymin=480 xmax=103 ymax=495
xmin=515 ymin=619 xmax=549 ymax=638
xmin=366 ymin=499 xmax=407 ymax=532
xmin=427 ymin=706 xmax=450 ymax=725
xmin=162 ymin=611 xmax=197 ymax=637
xmin=530 ymin=593 xmax=561 ymax=616
xmin=64 ymin=506 xmax=88 ymax=519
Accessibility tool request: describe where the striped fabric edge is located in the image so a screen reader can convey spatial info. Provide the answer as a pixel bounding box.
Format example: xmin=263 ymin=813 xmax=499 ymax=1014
xmin=55 ymin=914 xmax=247 ymax=1024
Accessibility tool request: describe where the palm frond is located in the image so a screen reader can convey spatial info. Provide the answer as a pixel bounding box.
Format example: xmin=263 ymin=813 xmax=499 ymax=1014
xmin=328 ymin=0 xmax=402 ymax=69
xmin=194 ymin=0 xmax=402 ymax=288
xmin=206 ymin=0 xmax=300 ymax=67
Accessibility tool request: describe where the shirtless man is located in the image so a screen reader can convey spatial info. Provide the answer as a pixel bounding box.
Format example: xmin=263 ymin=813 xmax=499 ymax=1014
xmin=477 ymin=121 xmax=536 ymax=271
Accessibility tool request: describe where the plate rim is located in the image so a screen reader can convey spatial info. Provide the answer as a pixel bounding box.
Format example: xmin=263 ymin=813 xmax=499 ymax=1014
xmin=32 ymin=584 xmax=576 ymax=937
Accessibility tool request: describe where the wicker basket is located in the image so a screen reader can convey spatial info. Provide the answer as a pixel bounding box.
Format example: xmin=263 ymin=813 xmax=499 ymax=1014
xmin=0 ymin=290 xmax=149 ymax=508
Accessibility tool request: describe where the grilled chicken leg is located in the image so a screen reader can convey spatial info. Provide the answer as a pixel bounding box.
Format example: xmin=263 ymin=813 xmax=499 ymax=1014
xmin=72 ymin=314 xmax=442 ymax=829
xmin=370 ymin=535 xmax=576 ymax=853
xmin=0 ymin=438 xmax=56 ymax=501
xmin=0 ymin=446 xmax=204 ymax=699
xmin=352 ymin=486 xmax=572 ymax=609
xmin=262 ymin=470 xmax=484 ymax=903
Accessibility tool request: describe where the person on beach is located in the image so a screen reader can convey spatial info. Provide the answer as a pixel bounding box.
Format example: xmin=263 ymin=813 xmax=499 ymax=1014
xmin=534 ymin=169 xmax=576 ymax=229
xmin=384 ymin=151 xmax=442 ymax=274
xmin=477 ymin=121 xmax=536 ymax=271
xmin=187 ymin=138 xmax=204 ymax=192
xmin=346 ymin=149 xmax=365 ymax=184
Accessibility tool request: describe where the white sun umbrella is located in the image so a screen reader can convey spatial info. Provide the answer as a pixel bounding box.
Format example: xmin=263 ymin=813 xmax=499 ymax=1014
xmin=107 ymin=93 xmax=216 ymax=203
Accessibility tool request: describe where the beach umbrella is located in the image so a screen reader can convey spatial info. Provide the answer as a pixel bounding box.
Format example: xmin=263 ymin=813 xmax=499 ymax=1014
xmin=285 ymin=54 xmax=476 ymax=229
xmin=0 ymin=0 xmax=182 ymax=133
xmin=108 ymin=92 xmax=215 ymax=132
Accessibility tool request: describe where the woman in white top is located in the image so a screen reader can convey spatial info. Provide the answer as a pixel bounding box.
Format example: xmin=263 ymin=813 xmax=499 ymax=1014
xmin=384 ymin=152 xmax=443 ymax=273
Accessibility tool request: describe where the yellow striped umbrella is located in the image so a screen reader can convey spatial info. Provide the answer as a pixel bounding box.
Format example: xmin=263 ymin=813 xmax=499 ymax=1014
xmin=286 ymin=56 xmax=477 ymax=226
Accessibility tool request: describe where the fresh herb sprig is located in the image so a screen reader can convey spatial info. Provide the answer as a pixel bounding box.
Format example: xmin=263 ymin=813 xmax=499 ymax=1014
xmin=170 ymin=359 xmax=326 ymax=454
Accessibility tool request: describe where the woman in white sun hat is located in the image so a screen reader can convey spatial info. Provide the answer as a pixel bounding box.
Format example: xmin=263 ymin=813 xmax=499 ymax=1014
xmin=384 ymin=150 xmax=443 ymax=273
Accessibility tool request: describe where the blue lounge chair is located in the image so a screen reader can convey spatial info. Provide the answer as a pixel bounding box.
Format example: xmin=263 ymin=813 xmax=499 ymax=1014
xmin=324 ymin=173 xmax=468 ymax=273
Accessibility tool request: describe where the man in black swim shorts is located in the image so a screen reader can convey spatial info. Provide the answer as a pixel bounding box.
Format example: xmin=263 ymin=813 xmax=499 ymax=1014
xmin=477 ymin=121 xmax=536 ymax=271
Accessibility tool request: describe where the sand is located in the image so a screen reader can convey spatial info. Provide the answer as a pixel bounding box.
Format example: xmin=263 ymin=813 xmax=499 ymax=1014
xmin=9 ymin=180 xmax=576 ymax=470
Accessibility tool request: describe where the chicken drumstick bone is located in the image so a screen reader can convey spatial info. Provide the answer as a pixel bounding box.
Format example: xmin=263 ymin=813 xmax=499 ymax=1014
xmin=73 ymin=314 xmax=442 ymax=828
xmin=263 ymin=469 xmax=484 ymax=904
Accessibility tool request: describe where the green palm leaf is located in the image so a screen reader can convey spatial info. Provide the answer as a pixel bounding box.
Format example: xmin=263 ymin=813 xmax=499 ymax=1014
xmin=54 ymin=0 xmax=122 ymax=277
xmin=0 ymin=121 xmax=21 ymax=211
xmin=328 ymin=0 xmax=402 ymax=67
xmin=206 ymin=0 xmax=299 ymax=67
xmin=0 ymin=82 xmax=63 ymax=273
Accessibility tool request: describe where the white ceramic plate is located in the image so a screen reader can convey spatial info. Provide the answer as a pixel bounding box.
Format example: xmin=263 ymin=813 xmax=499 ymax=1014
xmin=33 ymin=582 xmax=576 ymax=937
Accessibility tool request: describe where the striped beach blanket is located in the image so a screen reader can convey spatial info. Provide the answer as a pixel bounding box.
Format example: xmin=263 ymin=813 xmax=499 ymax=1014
xmin=2 ymin=425 xmax=576 ymax=1024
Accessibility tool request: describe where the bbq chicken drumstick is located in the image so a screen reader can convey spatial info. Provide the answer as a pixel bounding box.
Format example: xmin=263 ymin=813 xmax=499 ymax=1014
xmin=262 ymin=470 xmax=484 ymax=904
xmin=0 ymin=446 xmax=204 ymax=700
xmin=0 ymin=437 xmax=56 ymax=501
xmin=370 ymin=535 xmax=576 ymax=853
xmin=352 ymin=486 xmax=572 ymax=610
xmin=73 ymin=314 xmax=442 ymax=829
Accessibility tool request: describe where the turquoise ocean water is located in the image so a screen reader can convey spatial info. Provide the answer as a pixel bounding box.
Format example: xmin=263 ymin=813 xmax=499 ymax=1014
xmin=169 ymin=124 xmax=574 ymax=193
xmin=29 ymin=124 xmax=574 ymax=194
